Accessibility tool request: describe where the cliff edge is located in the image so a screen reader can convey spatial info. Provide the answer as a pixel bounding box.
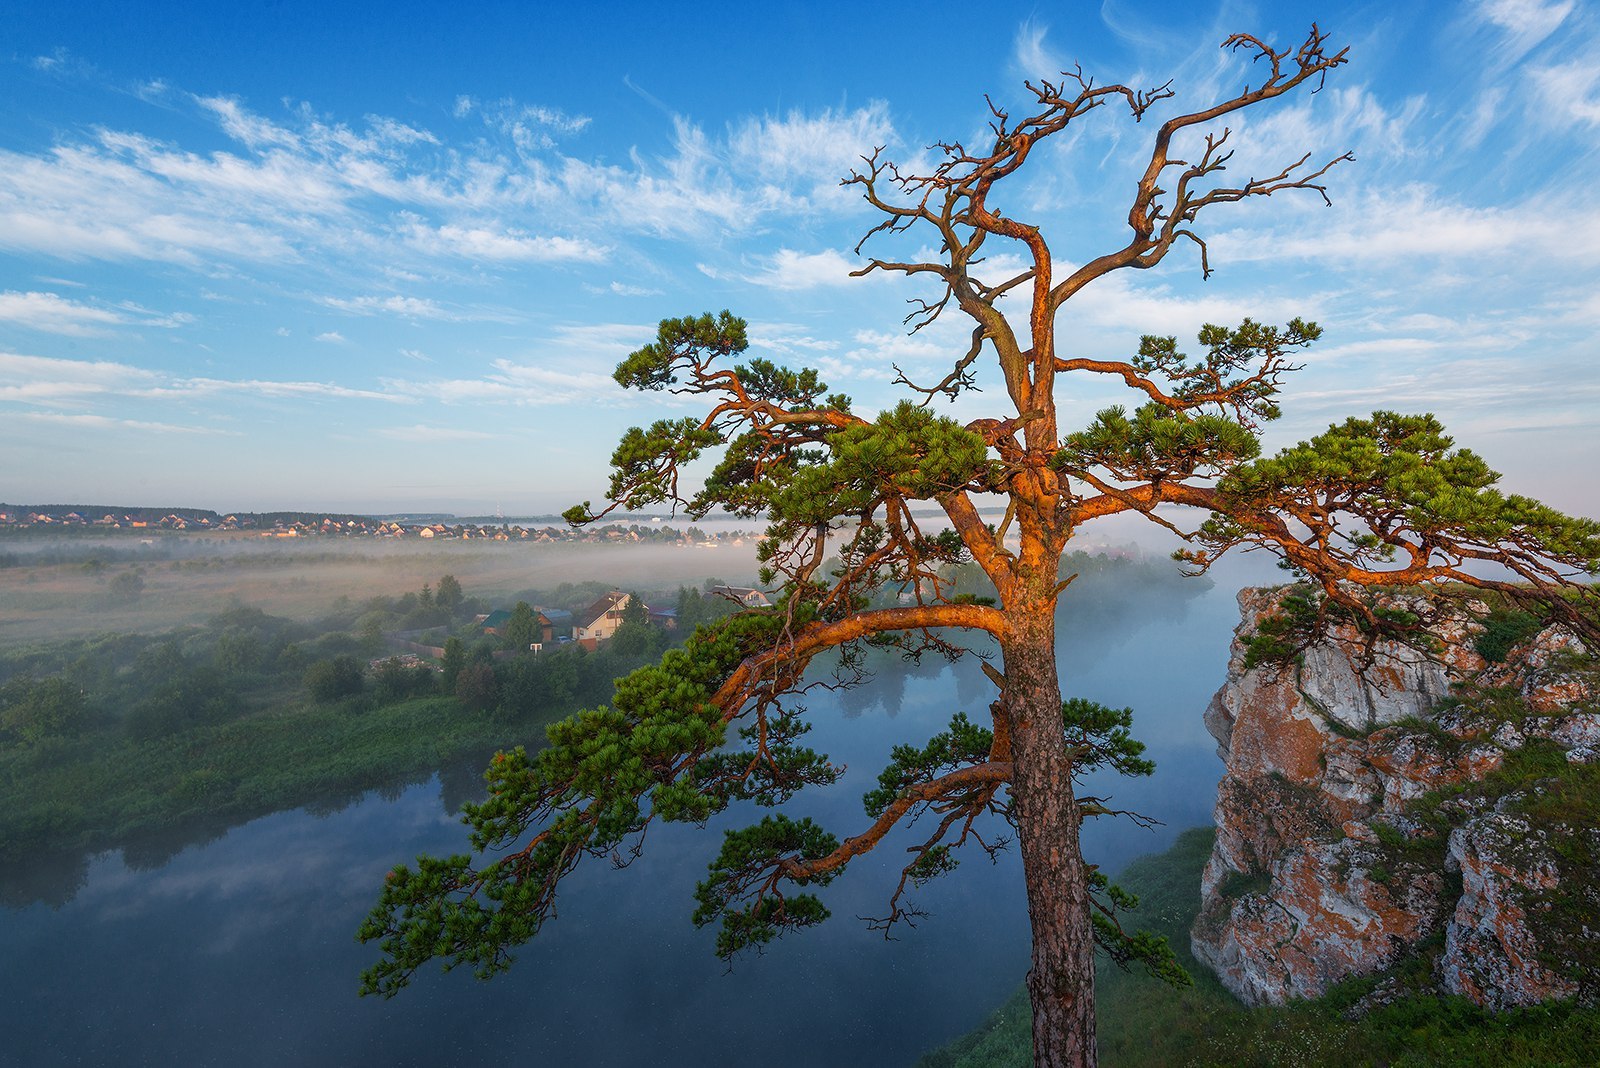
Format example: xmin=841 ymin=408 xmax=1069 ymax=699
xmin=1192 ymin=586 xmax=1597 ymax=1011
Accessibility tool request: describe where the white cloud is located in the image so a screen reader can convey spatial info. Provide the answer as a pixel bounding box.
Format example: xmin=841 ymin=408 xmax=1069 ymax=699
xmin=314 ymin=331 xmax=347 ymax=344
xmin=158 ymin=377 xmax=409 ymax=402
xmin=0 ymin=79 xmax=894 ymax=301
xmin=726 ymin=104 xmax=896 ymax=194
xmin=0 ymin=351 xmax=157 ymax=403
xmin=383 ymin=354 xmax=630 ymax=407
xmin=30 ymin=49 xmax=70 ymax=73
xmin=1531 ymin=60 xmax=1600 ymax=126
xmin=1209 ymin=186 xmax=1600 ymax=268
xmin=320 ymin=294 xmax=460 ymax=319
xmin=376 ymin=424 xmax=494 ymax=441
xmin=1058 ymin=271 xmax=1325 ymax=340
xmin=1476 ymin=0 xmax=1574 ymax=60
xmin=0 ymin=290 xmax=189 ymax=337
xmin=1012 ymin=17 xmax=1065 ymax=80
xmin=546 ymin=321 xmax=655 ymax=354
xmin=466 ymin=98 xmax=592 ymax=152
xmin=399 ymin=218 xmax=607 ymax=263
xmin=741 ymin=248 xmax=860 ymax=290
xmin=13 ymin=411 xmax=221 ymax=434
xmin=587 ymin=281 xmax=662 ymax=297
xmin=748 ymin=323 xmax=839 ymax=354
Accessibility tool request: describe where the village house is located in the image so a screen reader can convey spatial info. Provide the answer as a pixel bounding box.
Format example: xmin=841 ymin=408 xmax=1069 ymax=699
xmin=478 ymin=608 xmax=555 ymax=645
xmin=709 ymin=584 xmax=772 ymax=608
xmin=573 ymin=590 xmax=634 ymax=646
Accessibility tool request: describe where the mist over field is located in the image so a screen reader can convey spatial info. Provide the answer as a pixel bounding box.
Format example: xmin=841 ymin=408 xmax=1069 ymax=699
xmin=0 ymin=532 xmax=765 ymax=644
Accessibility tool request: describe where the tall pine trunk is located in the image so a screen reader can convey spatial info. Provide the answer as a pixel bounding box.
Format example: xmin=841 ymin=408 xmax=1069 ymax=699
xmin=1004 ymin=594 xmax=1096 ymax=1068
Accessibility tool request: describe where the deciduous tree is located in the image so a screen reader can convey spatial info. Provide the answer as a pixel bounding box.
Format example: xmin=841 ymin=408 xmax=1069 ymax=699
xmin=359 ymin=27 xmax=1600 ymax=1067
xmin=435 ymin=574 xmax=464 ymax=613
xmin=502 ymin=601 xmax=540 ymax=652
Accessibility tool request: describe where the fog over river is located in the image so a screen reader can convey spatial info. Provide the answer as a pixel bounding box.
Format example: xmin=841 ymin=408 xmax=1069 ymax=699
xmin=0 ymin=547 xmax=1282 ymax=1068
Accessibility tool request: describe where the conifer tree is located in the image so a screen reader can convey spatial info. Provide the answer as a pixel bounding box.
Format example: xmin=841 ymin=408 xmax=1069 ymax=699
xmin=359 ymin=27 xmax=1599 ymax=1066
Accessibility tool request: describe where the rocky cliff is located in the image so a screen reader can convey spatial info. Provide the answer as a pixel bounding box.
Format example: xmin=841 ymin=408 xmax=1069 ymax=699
xmin=1192 ymin=587 xmax=1598 ymax=1011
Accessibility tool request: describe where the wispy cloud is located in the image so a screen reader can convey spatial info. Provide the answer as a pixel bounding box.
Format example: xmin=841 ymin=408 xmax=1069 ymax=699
xmin=0 ymin=351 xmax=157 ymax=403
xmin=320 ymin=294 xmax=462 ymax=320
xmin=712 ymin=247 xmax=861 ymax=291
xmin=376 ymin=423 xmax=495 ymax=441
xmin=1012 ymin=17 xmax=1066 ymax=80
xmin=384 ymin=357 xmax=629 ymax=407
xmin=0 ymin=86 xmax=891 ymax=285
xmin=1476 ymin=0 xmax=1575 ymax=61
xmin=155 ymin=377 xmax=409 ymax=402
xmin=396 ymin=217 xmax=607 ymax=263
xmin=1210 ymin=186 xmax=1600 ymax=267
xmin=585 ymin=280 xmax=663 ymax=297
xmin=0 ymin=290 xmax=191 ymax=336
xmin=455 ymin=96 xmax=592 ymax=152
xmin=314 ymin=331 xmax=347 ymax=344
xmin=1530 ymin=59 xmax=1600 ymax=126
xmin=13 ymin=410 xmax=222 ymax=434
xmin=1 ymin=348 xmax=422 ymax=408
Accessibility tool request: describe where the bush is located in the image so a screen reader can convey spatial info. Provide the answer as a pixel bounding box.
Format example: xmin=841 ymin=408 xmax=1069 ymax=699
xmin=304 ymin=656 xmax=364 ymax=702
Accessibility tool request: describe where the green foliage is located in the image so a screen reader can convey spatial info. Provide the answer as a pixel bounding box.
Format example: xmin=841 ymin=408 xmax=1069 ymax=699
xmin=1057 ymin=403 xmax=1260 ymax=483
xmin=373 ymin=658 xmax=435 ymax=705
xmin=502 ymin=601 xmax=540 ymax=652
xmin=440 ymin=636 xmax=465 ymax=691
xmin=1475 ymin=608 xmax=1544 ymax=664
xmin=693 ymin=814 xmax=841 ymax=957
xmin=454 ymin=662 xmax=498 ymax=712
xmin=0 ymin=587 xmax=715 ymax=873
xmin=1201 ymin=413 xmax=1600 ymax=579
xmin=863 ymin=710 xmax=993 ymax=818
xmin=675 ymin=586 xmax=742 ymax=630
xmin=607 ymin=593 xmax=658 ymax=658
xmin=613 ymin=311 xmax=748 ymax=392
xmin=435 ymin=574 xmax=464 ymax=612
xmin=304 ymin=656 xmax=364 ymax=702
xmin=1241 ymin=588 xmax=1322 ymax=668
xmin=1061 ymin=698 xmax=1154 ymax=779
xmin=0 ymin=676 xmax=88 ymax=744
xmin=0 ymin=693 xmax=534 ymax=864
xmin=620 ymin=592 xmax=649 ymax=628
xmin=1238 ymin=584 xmax=1441 ymax=670
xmin=125 ymin=664 xmax=236 ymax=739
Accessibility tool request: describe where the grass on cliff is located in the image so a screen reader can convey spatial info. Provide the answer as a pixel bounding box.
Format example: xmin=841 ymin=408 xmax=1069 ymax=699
xmin=917 ymin=826 xmax=1600 ymax=1068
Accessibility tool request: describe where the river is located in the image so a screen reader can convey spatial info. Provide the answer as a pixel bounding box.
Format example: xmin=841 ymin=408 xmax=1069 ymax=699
xmin=0 ymin=554 xmax=1279 ymax=1067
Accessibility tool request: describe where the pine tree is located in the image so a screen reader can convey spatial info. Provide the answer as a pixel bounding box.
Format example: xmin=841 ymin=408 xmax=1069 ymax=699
xmin=358 ymin=27 xmax=1600 ymax=1066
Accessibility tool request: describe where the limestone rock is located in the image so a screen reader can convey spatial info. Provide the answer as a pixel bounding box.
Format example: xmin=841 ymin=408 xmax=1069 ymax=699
xmin=1192 ymin=587 xmax=1595 ymax=1011
xmin=1439 ymin=807 xmax=1588 ymax=1010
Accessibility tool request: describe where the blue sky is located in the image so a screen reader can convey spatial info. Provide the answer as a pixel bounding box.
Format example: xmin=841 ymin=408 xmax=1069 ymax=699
xmin=2 ymin=0 xmax=1597 ymax=516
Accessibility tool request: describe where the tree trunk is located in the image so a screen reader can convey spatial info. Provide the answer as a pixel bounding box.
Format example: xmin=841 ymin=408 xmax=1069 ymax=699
xmin=1004 ymin=599 xmax=1096 ymax=1068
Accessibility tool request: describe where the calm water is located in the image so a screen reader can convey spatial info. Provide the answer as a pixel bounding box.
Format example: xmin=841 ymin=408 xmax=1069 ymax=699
xmin=0 ymin=557 xmax=1275 ymax=1067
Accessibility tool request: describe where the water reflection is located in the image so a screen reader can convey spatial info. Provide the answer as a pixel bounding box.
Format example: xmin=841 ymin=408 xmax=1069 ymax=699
xmin=0 ymin=556 xmax=1278 ymax=1067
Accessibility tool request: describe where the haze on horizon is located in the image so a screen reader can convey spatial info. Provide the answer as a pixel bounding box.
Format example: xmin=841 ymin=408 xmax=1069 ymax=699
xmin=2 ymin=0 xmax=1597 ymax=519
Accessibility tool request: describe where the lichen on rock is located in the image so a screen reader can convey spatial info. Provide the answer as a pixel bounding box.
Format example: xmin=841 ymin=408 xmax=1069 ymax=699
xmin=1192 ymin=586 xmax=1596 ymax=1011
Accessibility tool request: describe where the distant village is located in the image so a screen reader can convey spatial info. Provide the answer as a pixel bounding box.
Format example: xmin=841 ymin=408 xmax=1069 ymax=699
xmin=0 ymin=505 xmax=749 ymax=546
